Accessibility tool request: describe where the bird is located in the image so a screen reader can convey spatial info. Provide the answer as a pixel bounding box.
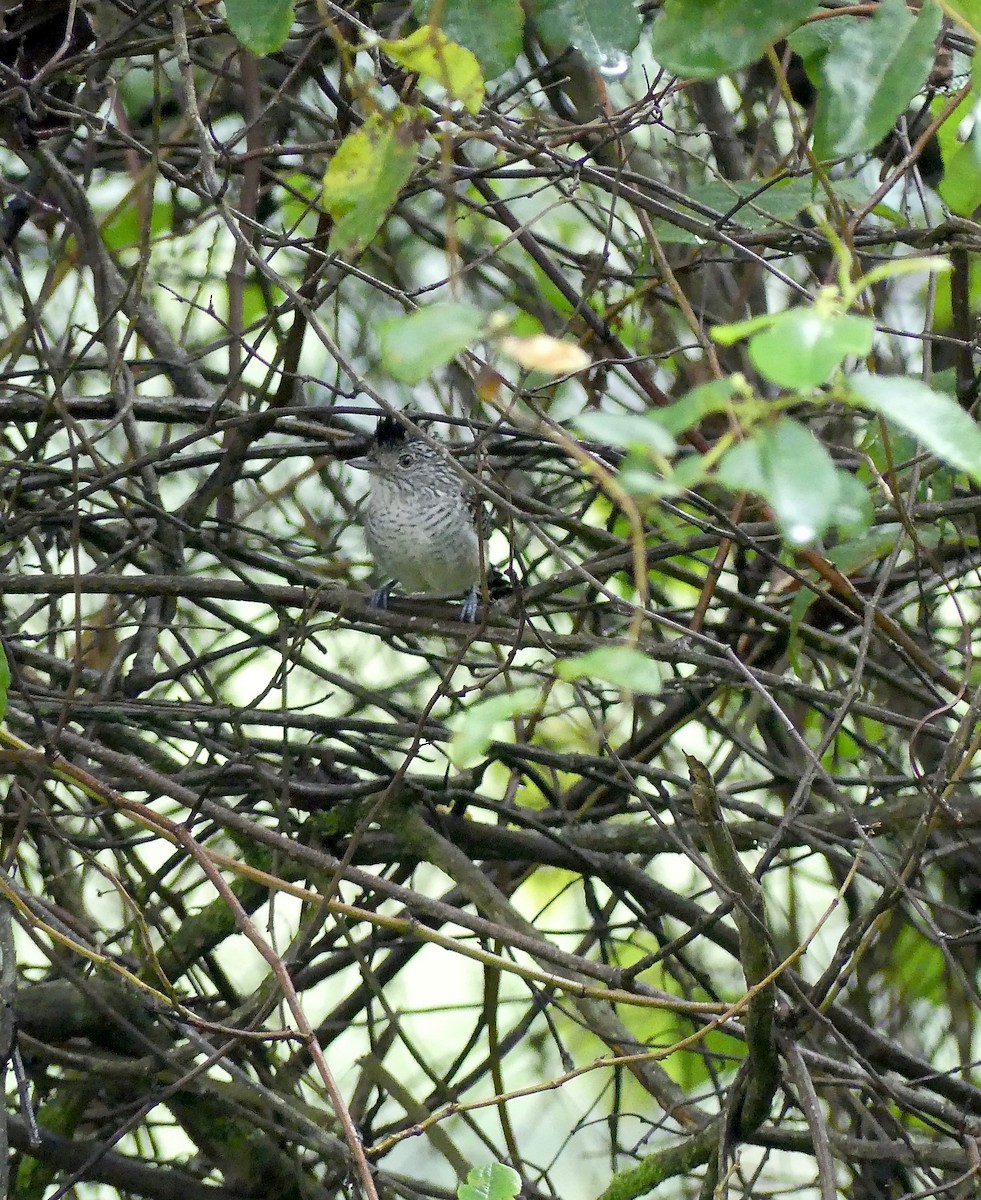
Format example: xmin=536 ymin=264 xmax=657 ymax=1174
xmin=348 ymin=414 xmax=486 ymax=622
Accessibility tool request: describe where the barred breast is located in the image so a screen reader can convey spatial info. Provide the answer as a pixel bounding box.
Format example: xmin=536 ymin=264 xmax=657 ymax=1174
xmin=363 ymin=486 xmax=481 ymax=595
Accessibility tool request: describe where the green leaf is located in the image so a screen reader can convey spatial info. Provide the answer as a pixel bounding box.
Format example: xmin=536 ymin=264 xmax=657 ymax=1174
xmin=528 ymin=0 xmax=641 ymax=73
xmin=617 ymin=463 xmax=676 ymax=497
xmin=279 ymin=170 xmax=320 ymax=233
xmin=648 ymin=175 xmax=821 ymax=242
xmin=651 ymin=0 xmax=818 ymax=80
xmin=0 ymin=639 xmax=9 ymax=724
xmin=758 ymin=423 xmax=840 ymax=546
xmin=674 ymin=175 xmax=819 ymax=231
xmin=575 ymin=410 xmax=676 ymax=455
xmin=414 ymin=0 xmax=524 ymax=79
xmin=458 ymin=1164 xmax=522 ymax=1200
xmin=788 ymin=526 xmax=897 ymax=637
xmin=790 ymin=0 xmax=943 ymax=159
xmin=448 ymin=689 xmax=539 ymax=768
xmin=225 ymin=0 xmax=294 ymax=56
xmin=654 ymin=380 xmax=736 ymax=436
xmin=646 ymin=220 xmax=705 ymax=246
xmin=891 ymin=924 xmax=945 ymax=1003
xmin=378 ymin=302 xmax=486 ymax=383
xmin=749 ymin=309 xmax=874 ymax=388
xmin=936 ymin=62 xmax=981 ymax=217
xmin=555 ymin=646 xmax=662 ymax=695
xmin=832 ymin=471 xmax=874 ymax=536
xmin=712 ymin=311 xmax=780 ymax=346
xmin=847 ymin=375 xmax=981 ymax=484
xmin=322 ymin=110 xmax=421 ymax=257
xmin=102 ymin=197 xmax=172 ymax=252
xmin=831 ymin=526 xmax=916 ymax=574
xmin=825 ymin=176 xmax=890 ymax=212
xmin=786 ymin=14 xmax=842 ymax=65
xmin=938 ymin=126 xmax=981 ymax=217
xmin=942 ymin=0 xmax=981 ymax=37
xmin=381 ymin=26 xmax=485 ymax=113
xmin=852 ymin=255 xmax=949 ymax=294
xmin=716 ymin=438 xmax=764 ymax=495
xmin=718 ymin=419 xmax=840 ymax=545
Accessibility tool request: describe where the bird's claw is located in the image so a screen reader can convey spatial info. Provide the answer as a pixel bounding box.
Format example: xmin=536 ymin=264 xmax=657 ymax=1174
xmin=369 ymin=583 xmax=394 ymax=610
xmin=459 ymin=587 xmax=478 ymax=623
xmin=370 ymin=583 xmax=481 ymax=623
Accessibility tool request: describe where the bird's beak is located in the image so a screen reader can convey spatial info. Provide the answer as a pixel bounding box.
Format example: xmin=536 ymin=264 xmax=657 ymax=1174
xmin=347 ymin=456 xmax=379 ymax=473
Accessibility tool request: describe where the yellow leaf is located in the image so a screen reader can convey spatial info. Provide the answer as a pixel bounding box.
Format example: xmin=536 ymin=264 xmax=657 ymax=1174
xmin=381 ymin=26 xmax=485 ymax=115
xmin=499 ymin=334 xmax=591 ymax=374
xmin=321 ymin=108 xmax=420 ymax=256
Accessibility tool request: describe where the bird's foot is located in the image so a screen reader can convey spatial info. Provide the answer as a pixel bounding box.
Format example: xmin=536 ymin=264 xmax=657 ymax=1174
xmin=369 ymin=582 xmax=395 ymax=610
xmin=459 ymin=586 xmax=478 ymax=623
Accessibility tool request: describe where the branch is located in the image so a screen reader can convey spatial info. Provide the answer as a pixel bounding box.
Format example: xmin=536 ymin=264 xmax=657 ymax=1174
xmin=687 ymin=756 xmax=779 ymax=1132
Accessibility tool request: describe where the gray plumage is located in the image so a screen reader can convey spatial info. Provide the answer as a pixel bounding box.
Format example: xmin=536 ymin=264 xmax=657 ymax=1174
xmin=349 ymin=416 xmax=483 ymax=621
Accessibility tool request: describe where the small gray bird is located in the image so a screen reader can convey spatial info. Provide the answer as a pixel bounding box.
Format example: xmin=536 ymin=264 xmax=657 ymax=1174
xmin=349 ymin=415 xmax=485 ymax=622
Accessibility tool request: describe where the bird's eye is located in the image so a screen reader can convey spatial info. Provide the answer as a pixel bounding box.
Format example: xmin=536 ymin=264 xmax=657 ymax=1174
xmin=398 ymin=453 xmax=413 ymax=468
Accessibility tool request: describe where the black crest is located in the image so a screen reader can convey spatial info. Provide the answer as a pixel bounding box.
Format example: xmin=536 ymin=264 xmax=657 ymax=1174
xmin=375 ymin=415 xmax=407 ymax=448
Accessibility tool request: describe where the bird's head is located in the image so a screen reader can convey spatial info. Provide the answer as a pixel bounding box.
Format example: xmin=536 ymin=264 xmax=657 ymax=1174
xmin=348 ymin=415 xmax=446 ymax=482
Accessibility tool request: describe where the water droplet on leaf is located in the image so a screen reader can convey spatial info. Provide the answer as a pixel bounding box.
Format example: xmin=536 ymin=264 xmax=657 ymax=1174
xmin=787 ymin=523 xmax=815 ymax=546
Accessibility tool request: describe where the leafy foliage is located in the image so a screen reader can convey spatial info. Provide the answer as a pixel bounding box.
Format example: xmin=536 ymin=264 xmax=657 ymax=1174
xmin=529 ymin=0 xmax=642 ymax=71
xmin=415 ymin=0 xmax=525 ymax=79
xmin=381 ymin=26 xmax=486 ymax=114
xmin=379 ymin=302 xmax=486 ymax=383
xmin=555 ymin=645 xmax=663 ymax=694
xmin=1 ymin=2 xmax=980 ymax=1200
xmin=651 ymin=0 xmax=820 ymax=78
xmin=459 ymin=1163 xmax=522 ymax=1200
xmin=225 ymin=0 xmax=295 ymax=56
xmin=321 ymin=109 xmax=422 ymax=255
xmin=790 ymin=0 xmax=943 ymax=157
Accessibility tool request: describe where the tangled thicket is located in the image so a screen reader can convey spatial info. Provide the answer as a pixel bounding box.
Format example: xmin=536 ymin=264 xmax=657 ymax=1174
xmin=1 ymin=2 xmax=981 ymax=1199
